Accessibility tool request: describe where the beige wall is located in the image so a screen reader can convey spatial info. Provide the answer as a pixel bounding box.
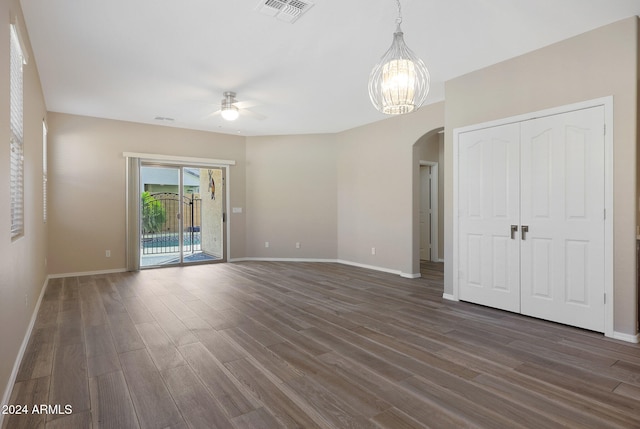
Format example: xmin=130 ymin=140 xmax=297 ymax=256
xmin=337 ymin=102 xmax=445 ymax=276
xmin=47 ymin=113 xmax=246 ymax=274
xmin=0 ymin=0 xmax=48 ymax=409
xmin=445 ymin=17 xmax=639 ymax=335
xmin=245 ymin=134 xmax=339 ymax=259
xmin=46 ymin=102 xmax=446 ymax=277
xmin=241 ymin=106 xmax=446 ymax=272
xmin=418 ymin=133 xmax=439 ymax=161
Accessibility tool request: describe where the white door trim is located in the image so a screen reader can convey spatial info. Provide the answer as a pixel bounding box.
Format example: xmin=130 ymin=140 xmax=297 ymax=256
xmin=452 ymin=96 xmax=614 ymax=338
xmin=420 ymin=161 xmax=439 ymax=261
xmin=123 ymin=152 xmax=236 ymax=166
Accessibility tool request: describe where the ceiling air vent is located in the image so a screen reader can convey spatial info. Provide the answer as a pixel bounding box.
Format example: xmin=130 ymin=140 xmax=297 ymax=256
xmin=255 ymin=0 xmax=315 ymax=23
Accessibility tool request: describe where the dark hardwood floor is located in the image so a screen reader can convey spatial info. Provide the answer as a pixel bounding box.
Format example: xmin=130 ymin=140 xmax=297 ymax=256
xmin=3 ymin=261 xmax=640 ymax=428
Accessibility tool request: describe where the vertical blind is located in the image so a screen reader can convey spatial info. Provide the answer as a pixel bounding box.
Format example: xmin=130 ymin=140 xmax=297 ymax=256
xmin=126 ymin=157 xmax=141 ymax=271
xmin=10 ymin=23 xmax=25 ymax=238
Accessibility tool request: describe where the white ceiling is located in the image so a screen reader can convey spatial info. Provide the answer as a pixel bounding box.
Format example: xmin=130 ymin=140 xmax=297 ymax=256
xmin=20 ymin=0 xmax=640 ymax=136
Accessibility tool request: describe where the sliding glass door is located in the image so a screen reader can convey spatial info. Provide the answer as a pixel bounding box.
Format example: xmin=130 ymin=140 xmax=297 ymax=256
xmin=139 ymin=164 xmax=225 ymax=268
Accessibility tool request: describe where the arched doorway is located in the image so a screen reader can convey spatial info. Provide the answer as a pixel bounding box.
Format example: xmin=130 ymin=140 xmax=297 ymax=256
xmin=412 ymin=127 xmax=444 ymax=277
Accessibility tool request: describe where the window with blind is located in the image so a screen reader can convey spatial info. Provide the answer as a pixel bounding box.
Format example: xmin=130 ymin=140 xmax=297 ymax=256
xmin=10 ymin=23 xmax=25 ymax=238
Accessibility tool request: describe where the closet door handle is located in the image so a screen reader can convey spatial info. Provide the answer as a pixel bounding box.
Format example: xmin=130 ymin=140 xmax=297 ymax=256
xmin=510 ymin=225 xmax=518 ymax=239
xmin=521 ymin=225 xmax=529 ymax=240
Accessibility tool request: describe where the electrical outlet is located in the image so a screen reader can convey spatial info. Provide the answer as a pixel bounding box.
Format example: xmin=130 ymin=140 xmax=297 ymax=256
xmin=24 ymin=294 xmax=28 ymax=308
xmin=296 ymin=242 xmax=301 ymax=249
xmin=371 ymin=247 xmax=376 ymax=255
xmin=265 ymin=241 xmax=270 ymax=248
xmin=44 ymin=257 xmax=47 ymax=267
xmin=105 ymin=250 xmax=111 ymax=258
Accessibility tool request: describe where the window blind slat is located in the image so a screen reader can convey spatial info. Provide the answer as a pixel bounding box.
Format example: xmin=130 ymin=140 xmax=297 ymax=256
xmin=10 ymin=24 xmax=24 ymax=238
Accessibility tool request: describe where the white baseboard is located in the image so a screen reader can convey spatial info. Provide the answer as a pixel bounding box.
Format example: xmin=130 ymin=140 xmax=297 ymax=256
xmin=442 ymin=293 xmax=457 ymax=301
xmin=437 ymin=258 xmax=445 ymax=263
xmin=610 ymin=331 xmax=640 ymax=344
xmin=1 ymin=276 xmax=49 ymax=428
xmin=401 ymin=272 xmax=421 ymax=279
xmin=335 ymin=259 xmax=402 ymax=276
xmin=230 ymin=257 xmax=407 ymax=278
xmin=48 ymin=259 xmax=425 ymax=284
xmin=48 ymin=268 xmax=127 ymax=279
xmin=229 ymin=257 xmax=336 ymax=263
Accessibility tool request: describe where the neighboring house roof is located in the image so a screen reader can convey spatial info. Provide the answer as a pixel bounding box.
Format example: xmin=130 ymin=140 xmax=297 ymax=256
xmin=141 ymin=167 xmax=201 ymax=188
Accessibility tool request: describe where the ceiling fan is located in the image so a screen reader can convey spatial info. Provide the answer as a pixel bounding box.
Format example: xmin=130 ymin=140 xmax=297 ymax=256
xmin=212 ymin=91 xmax=265 ymax=121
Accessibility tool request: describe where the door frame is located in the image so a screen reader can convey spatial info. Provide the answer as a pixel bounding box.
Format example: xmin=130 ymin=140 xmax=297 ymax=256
xmin=451 ymin=96 xmax=614 ymax=338
xmin=124 ymin=152 xmax=235 ymax=269
xmin=420 ymin=161 xmax=439 ymax=261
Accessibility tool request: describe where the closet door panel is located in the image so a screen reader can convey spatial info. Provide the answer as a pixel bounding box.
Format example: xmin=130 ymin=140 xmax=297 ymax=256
xmin=458 ymin=123 xmax=521 ymax=312
xmin=520 ymin=106 xmax=605 ymax=332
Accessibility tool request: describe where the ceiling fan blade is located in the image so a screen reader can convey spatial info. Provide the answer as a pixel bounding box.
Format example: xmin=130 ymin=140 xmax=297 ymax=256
xmin=235 ymin=100 xmax=259 ymax=109
xmin=241 ymin=109 xmax=266 ymax=120
xmin=191 ymin=92 xmax=266 ymax=121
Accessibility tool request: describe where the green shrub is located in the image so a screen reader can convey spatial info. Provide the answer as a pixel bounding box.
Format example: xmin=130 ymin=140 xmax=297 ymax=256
xmin=141 ymin=191 xmax=166 ymax=233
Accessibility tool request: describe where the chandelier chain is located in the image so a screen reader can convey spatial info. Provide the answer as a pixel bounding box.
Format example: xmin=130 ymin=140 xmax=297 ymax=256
xmin=395 ymin=0 xmax=402 ymax=24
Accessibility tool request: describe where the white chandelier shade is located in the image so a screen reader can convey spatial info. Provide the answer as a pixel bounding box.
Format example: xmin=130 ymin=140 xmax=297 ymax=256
xmin=368 ymin=3 xmax=430 ymax=115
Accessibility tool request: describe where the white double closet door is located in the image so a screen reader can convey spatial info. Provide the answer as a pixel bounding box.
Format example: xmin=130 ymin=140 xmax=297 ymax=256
xmin=458 ymin=106 xmax=605 ymax=332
